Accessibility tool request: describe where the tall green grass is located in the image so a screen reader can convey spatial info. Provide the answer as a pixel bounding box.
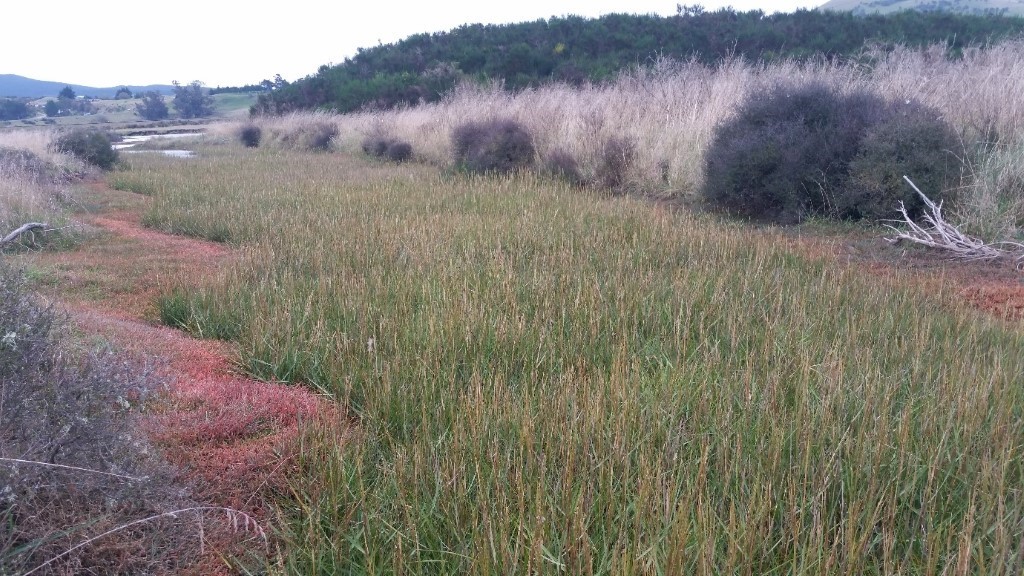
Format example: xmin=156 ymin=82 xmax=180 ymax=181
xmin=132 ymin=147 xmax=1024 ymax=574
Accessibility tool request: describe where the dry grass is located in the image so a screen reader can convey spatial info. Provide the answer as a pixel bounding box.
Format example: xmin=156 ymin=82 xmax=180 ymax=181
xmin=0 ymin=129 xmax=89 ymax=250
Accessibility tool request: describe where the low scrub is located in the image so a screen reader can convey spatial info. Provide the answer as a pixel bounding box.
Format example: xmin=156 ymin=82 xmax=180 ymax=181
xmin=0 ymin=262 xmax=194 ymax=574
xmin=239 ymin=124 xmax=262 ymax=148
xmin=544 ymin=148 xmax=585 ymax=186
xmin=256 ymin=114 xmax=341 ymax=152
xmin=452 ymin=118 xmax=535 ymax=174
xmin=703 ymin=81 xmax=960 ymax=224
xmin=595 ymin=135 xmax=637 ymax=193
xmin=0 ymin=147 xmax=79 ymax=185
xmin=361 ymin=135 xmax=413 ymax=162
xmin=297 ymin=122 xmax=338 ymax=151
xmin=0 ymin=145 xmax=81 ymax=251
xmin=52 ymin=128 xmax=119 ymax=171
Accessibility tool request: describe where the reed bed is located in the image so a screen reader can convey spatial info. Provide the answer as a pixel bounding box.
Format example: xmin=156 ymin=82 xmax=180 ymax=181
xmin=129 ymin=143 xmax=1024 ymax=574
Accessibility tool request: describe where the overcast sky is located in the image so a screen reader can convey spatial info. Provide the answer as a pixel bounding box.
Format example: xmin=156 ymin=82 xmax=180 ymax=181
xmin=2 ymin=0 xmax=824 ymax=88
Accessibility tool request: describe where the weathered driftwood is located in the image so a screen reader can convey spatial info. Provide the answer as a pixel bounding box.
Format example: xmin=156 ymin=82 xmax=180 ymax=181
xmin=885 ymin=176 xmax=1024 ymax=262
xmin=0 ymin=222 xmax=47 ymax=249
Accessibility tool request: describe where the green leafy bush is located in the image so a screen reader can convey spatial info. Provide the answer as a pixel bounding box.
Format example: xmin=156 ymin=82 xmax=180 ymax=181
xmin=702 ymin=82 xmax=959 ymax=223
xmin=843 ymin=102 xmax=961 ymax=220
xmin=452 ymin=118 xmax=535 ymax=174
xmin=53 ymin=128 xmax=119 ymax=171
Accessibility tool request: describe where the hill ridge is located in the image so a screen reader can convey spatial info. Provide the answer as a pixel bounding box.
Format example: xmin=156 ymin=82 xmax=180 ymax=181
xmin=0 ymin=74 xmax=176 ymax=99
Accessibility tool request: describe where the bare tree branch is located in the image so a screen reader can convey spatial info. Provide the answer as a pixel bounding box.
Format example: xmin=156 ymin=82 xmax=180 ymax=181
xmin=885 ymin=176 xmax=1024 ymax=262
xmin=1 ymin=222 xmax=47 ymax=248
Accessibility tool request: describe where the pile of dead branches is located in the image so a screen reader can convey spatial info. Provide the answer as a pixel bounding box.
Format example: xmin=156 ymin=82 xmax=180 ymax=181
xmin=885 ymin=176 xmax=1024 ymax=263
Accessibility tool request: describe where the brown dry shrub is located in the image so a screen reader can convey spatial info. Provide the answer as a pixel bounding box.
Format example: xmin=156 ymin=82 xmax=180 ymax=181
xmin=595 ymin=136 xmax=637 ymax=193
xmin=544 ymin=148 xmax=585 ymax=187
xmin=0 ymin=261 xmax=201 ymax=574
xmin=452 ymin=118 xmax=535 ymax=174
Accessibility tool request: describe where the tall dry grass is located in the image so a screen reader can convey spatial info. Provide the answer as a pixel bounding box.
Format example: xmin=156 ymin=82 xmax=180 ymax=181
xmin=0 ymin=129 xmax=86 ymax=248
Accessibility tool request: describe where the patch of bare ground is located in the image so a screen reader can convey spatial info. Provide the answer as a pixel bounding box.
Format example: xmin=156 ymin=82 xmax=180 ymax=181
xmin=15 ymin=181 xmax=346 ymax=573
xmin=782 ymin=227 xmax=1024 ymax=321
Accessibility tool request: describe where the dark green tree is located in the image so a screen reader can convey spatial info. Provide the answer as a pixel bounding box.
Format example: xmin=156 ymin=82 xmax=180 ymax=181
xmin=114 ymin=87 xmax=133 ymax=99
xmin=44 ymin=100 xmax=60 ymax=117
xmin=58 ymin=86 xmax=76 ymax=100
xmin=172 ymin=80 xmax=214 ymax=118
xmin=136 ymin=91 xmax=169 ymax=120
xmin=0 ymin=99 xmax=31 ymax=120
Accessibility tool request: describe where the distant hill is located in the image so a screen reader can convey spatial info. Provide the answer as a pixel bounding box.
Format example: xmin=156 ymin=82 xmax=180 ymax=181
xmin=819 ymin=0 xmax=1024 ymax=16
xmin=0 ymin=75 xmax=175 ymax=99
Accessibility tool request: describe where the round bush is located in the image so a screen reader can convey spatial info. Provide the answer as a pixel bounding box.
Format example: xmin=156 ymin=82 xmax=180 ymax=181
xmin=239 ymin=124 xmax=262 ymax=148
xmin=385 ymin=140 xmax=413 ymax=162
xmin=452 ymin=118 xmax=535 ymax=174
xmin=54 ymin=128 xmax=118 ymax=171
xmin=361 ymin=136 xmax=390 ymax=157
xmin=299 ymin=122 xmax=338 ymax=151
xmin=702 ymin=82 xmax=959 ymax=224
xmin=843 ymin=101 xmax=960 ymax=220
xmin=544 ymin=148 xmax=584 ymax=186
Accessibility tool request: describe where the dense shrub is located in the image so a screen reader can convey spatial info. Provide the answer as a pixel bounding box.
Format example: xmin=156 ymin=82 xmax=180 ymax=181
xmin=596 ymin=136 xmax=636 ymax=192
xmin=298 ymin=122 xmax=338 ymax=151
xmin=361 ymin=135 xmax=390 ymax=157
xmin=385 ymin=140 xmax=413 ymax=162
xmin=452 ymin=118 xmax=535 ymax=174
xmin=53 ymin=128 xmax=119 ymax=170
xmin=239 ymin=124 xmax=262 ymax=148
xmin=361 ymin=135 xmax=413 ymax=162
xmin=703 ymin=81 xmax=960 ymax=223
xmin=544 ymin=148 xmax=585 ymax=186
xmin=136 ymin=91 xmax=169 ymax=121
xmin=843 ymin=102 xmax=961 ymax=219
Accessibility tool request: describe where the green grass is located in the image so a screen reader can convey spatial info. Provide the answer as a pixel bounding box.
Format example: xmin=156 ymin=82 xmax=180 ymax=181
xmin=211 ymin=93 xmax=259 ymax=117
xmin=125 ymin=144 xmax=1024 ymax=574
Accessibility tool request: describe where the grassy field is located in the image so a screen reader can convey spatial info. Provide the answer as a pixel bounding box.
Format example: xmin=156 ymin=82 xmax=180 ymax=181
xmin=2 ymin=39 xmax=1022 ymax=573
xmin=0 ymin=91 xmax=257 ymax=132
xmin=119 ymin=140 xmax=1024 ymax=574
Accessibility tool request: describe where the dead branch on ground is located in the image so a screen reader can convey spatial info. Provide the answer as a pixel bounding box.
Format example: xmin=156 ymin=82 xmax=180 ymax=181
xmin=1 ymin=222 xmax=47 ymax=249
xmin=885 ymin=176 xmax=1024 ymax=262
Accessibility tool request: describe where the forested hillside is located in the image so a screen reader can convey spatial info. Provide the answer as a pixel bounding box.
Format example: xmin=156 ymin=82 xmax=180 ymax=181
xmin=253 ymin=8 xmax=1024 ymax=114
